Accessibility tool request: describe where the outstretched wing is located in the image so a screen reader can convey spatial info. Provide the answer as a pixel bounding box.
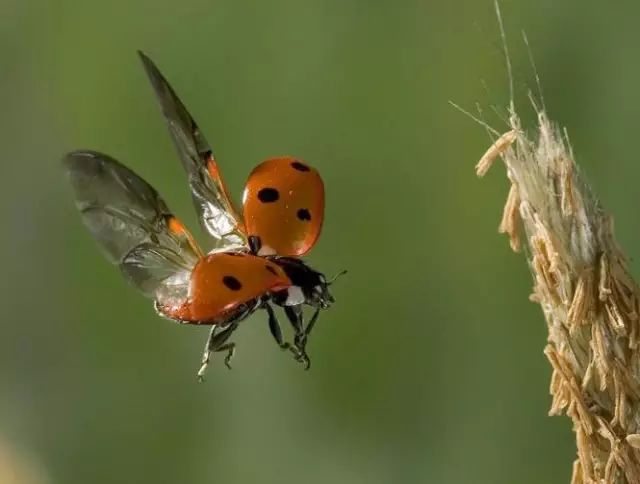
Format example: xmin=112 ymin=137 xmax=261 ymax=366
xmin=138 ymin=51 xmax=248 ymax=249
xmin=64 ymin=150 xmax=202 ymax=308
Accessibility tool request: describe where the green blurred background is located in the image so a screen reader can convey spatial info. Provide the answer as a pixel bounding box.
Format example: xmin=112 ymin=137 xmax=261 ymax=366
xmin=3 ymin=1 xmax=640 ymax=483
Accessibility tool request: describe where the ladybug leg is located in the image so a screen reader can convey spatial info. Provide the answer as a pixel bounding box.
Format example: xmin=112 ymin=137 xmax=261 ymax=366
xmin=264 ymin=303 xmax=290 ymax=350
xmin=301 ymin=307 xmax=321 ymax=348
xmin=197 ymin=322 xmax=238 ymax=381
xmin=198 ymin=326 xmax=217 ymax=381
xmin=296 ymin=307 xmax=320 ymax=370
xmin=284 ymin=305 xmax=311 ymax=370
xmin=284 ymin=304 xmax=303 ymax=340
xmin=263 ymin=303 xmax=301 ymax=359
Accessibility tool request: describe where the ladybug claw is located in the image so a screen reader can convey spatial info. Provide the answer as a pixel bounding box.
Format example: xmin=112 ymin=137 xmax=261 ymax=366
xmin=223 ymin=345 xmax=236 ymax=370
xmin=197 ymin=350 xmax=210 ymax=382
xmin=197 ymin=325 xmax=237 ymax=379
xmin=286 ymin=343 xmax=308 ymax=368
xmin=294 ymin=350 xmax=311 ymax=370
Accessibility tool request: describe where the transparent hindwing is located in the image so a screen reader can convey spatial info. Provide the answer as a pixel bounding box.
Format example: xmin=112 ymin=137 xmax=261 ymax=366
xmin=64 ymin=150 xmax=202 ymax=308
xmin=139 ymin=51 xmax=248 ymax=250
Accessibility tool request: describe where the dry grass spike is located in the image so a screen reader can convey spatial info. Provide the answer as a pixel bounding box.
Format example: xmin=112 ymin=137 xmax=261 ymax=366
xmin=467 ymin=4 xmax=640 ymax=480
xmin=475 ymin=104 xmax=640 ymax=483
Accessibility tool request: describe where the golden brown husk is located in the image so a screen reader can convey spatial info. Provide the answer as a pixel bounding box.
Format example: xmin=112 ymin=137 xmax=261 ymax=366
xmin=478 ymin=108 xmax=640 ymax=483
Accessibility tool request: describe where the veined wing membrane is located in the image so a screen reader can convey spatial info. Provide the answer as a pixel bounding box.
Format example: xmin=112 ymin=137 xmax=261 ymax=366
xmin=138 ymin=51 xmax=248 ymax=249
xmin=64 ymin=150 xmax=201 ymax=307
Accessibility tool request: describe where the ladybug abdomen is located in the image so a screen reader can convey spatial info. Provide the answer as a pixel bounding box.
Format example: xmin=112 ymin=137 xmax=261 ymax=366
xmin=157 ymin=252 xmax=291 ymax=324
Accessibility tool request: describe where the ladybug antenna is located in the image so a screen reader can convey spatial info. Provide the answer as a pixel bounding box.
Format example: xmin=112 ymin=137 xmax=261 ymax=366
xmin=327 ymin=269 xmax=348 ymax=285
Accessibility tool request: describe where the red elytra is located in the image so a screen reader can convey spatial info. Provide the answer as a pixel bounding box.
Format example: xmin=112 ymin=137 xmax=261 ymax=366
xmin=159 ymin=252 xmax=291 ymax=323
xmin=242 ymin=156 xmax=325 ymax=257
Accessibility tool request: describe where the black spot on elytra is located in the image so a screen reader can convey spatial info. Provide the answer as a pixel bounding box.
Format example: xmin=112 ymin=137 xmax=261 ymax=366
xmin=257 ymin=187 xmax=279 ymax=203
xmin=291 ymin=161 xmax=310 ymax=172
xmin=297 ymin=208 xmax=311 ymax=221
xmin=222 ymin=275 xmax=242 ymax=291
xmin=265 ymin=264 xmax=278 ymax=275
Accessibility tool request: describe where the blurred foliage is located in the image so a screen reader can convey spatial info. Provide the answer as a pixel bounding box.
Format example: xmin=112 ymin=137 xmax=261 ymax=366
xmin=3 ymin=0 xmax=640 ymax=483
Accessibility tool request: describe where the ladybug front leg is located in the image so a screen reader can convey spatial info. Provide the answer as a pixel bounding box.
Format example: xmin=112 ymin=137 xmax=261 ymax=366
xmin=284 ymin=305 xmax=311 ymax=370
xmin=299 ymin=307 xmax=321 ymax=354
xmin=197 ymin=322 xmax=239 ymax=382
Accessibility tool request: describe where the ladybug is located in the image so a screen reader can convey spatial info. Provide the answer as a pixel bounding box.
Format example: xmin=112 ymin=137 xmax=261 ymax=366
xmin=64 ymin=52 xmax=343 ymax=380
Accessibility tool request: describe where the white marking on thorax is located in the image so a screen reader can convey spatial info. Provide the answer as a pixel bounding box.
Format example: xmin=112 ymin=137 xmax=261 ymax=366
xmin=284 ymin=286 xmax=305 ymax=306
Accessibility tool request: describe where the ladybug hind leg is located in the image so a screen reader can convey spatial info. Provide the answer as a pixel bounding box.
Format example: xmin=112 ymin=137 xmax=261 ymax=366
xmin=197 ymin=322 xmax=239 ymax=382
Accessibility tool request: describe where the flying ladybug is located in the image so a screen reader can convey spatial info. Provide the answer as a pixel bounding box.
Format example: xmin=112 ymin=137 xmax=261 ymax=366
xmin=64 ymin=51 xmax=343 ymax=380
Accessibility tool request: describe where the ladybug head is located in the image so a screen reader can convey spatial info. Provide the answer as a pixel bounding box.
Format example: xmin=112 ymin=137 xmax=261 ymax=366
xmin=307 ymin=269 xmax=347 ymax=309
xmin=306 ymin=271 xmax=334 ymax=309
